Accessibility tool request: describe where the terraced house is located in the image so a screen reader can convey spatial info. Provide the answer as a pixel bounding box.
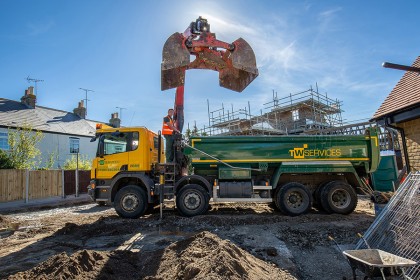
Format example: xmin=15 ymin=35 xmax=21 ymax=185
xmin=0 ymin=87 xmax=111 ymax=168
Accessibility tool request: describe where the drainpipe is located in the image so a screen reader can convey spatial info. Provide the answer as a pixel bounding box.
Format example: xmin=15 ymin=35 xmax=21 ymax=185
xmin=384 ymin=118 xmax=410 ymax=173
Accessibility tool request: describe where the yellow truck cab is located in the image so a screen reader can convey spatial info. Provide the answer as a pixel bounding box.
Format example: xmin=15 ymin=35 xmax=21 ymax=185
xmin=88 ymin=125 xmax=164 ymax=215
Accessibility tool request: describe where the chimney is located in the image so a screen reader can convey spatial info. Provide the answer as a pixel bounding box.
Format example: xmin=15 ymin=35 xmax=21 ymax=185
xmin=21 ymin=86 xmax=36 ymax=108
xmin=109 ymin=112 xmax=121 ymax=128
xmin=73 ymin=100 xmax=87 ymax=119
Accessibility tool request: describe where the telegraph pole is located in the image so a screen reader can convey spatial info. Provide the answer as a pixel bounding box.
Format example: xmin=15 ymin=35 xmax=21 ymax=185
xmin=116 ymin=107 xmax=126 ymax=125
xmin=26 ymin=76 xmax=44 ymax=95
xmin=79 ymin=88 xmax=94 ymax=116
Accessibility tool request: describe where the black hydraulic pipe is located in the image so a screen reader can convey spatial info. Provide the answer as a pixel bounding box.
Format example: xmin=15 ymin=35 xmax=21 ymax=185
xmin=158 ymin=130 xmax=162 ymax=163
xmin=385 ymin=121 xmax=411 ymax=173
xmin=382 ymin=62 xmax=420 ymax=73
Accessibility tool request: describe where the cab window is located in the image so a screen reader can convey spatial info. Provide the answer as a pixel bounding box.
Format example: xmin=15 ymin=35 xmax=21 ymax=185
xmin=100 ymin=132 xmax=139 ymax=156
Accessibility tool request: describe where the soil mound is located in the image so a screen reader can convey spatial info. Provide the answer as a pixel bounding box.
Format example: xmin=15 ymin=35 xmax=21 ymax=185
xmin=8 ymin=250 xmax=107 ymax=280
xmin=8 ymin=231 xmax=296 ymax=280
xmin=150 ymin=231 xmax=295 ymax=280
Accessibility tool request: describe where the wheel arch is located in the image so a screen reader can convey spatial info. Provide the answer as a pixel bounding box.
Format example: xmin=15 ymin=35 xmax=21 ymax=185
xmin=110 ymin=173 xmax=154 ymax=203
xmin=174 ymin=175 xmax=212 ymax=195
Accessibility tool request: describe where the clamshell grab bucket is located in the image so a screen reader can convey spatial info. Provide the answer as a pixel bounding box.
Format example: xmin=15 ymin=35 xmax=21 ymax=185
xmin=161 ymin=33 xmax=258 ymax=92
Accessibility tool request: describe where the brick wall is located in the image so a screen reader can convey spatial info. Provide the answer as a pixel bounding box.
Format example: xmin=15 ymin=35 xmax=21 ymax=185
xmin=397 ymin=118 xmax=420 ymax=171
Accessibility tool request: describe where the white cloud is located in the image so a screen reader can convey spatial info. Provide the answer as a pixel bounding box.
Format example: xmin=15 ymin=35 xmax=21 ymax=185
xmin=318 ymin=7 xmax=343 ymax=19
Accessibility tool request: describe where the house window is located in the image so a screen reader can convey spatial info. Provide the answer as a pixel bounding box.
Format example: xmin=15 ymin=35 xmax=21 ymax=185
xmin=292 ymin=109 xmax=299 ymax=121
xmin=70 ymin=137 xmax=80 ymax=153
xmin=0 ymin=132 xmax=9 ymax=150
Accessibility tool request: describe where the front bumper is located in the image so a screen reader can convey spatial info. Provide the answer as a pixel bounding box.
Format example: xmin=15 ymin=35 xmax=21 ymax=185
xmin=88 ymin=185 xmax=112 ymax=202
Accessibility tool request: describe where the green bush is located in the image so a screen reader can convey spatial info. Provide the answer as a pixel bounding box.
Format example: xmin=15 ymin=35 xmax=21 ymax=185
xmin=63 ymin=154 xmax=92 ymax=170
xmin=8 ymin=125 xmax=43 ymax=169
xmin=0 ymin=150 xmax=14 ymax=169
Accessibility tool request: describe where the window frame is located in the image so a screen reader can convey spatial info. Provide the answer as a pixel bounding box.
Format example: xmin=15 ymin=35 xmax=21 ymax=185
xmin=292 ymin=109 xmax=299 ymax=121
xmin=0 ymin=132 xmax=9 ymax=150
xmin=69 ymin=137 xmax=80 ymax=154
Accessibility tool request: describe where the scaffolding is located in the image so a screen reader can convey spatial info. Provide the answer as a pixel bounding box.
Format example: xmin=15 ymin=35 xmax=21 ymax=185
xmin=197 ymin=85 xmax=343 ymax=136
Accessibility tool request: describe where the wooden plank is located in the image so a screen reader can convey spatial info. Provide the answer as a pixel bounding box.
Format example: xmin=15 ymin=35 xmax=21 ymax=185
xmin=56 ymin=170 xmax=62 ymax=197
xmin=28 ymin=170 xmax=33 ymax=200
xmin=48 ymin=171 xmax=53 ymax=196
xmin=7 ymin=170 xmax=13 ymax=201
xmin=9 ymin=170 xmax=19 ymax=201
xmin=0 ymin=170 xmax=25 ymax=202
xmin=0 ymin=170 xmax=7 ymax=202
xmin=21 ymin=170 xmax=26 ymax=200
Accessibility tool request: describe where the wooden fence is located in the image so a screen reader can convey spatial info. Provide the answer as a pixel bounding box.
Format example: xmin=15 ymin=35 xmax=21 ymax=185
xmin=0 ymin=169 xmax=90 ymax=203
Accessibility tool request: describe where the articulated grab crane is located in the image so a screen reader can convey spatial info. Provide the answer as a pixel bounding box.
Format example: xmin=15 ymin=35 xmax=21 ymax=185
xmin=161 ymin=16 xmax=259 ymax=132
xmin=88 ymin=17 xmax=379 ymax=218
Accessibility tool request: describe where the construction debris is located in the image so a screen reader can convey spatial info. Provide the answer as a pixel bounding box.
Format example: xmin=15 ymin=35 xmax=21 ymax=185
xmin=356 ymin=171 xmax=420 ymax=280
xmin=371 ymin=191 xmax=394 ymax=204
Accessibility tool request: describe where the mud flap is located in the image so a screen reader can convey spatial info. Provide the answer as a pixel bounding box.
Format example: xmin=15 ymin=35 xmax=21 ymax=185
xmin=161 ymin=32 xmax=190 ymax=91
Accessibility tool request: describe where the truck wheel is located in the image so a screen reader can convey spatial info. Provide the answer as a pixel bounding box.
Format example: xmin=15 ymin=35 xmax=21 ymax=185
xmin=114 ymin=185 xmax=148 ymax=218
xmin=320 ymin=181 xmax=357 ymax=214
xmin=276 ymin=182 xmax=312 ymax=216
xmin=176 ymin=184 xmax=209 ymax=217
xmin=313 ymin=182 xmax=328 ymax=211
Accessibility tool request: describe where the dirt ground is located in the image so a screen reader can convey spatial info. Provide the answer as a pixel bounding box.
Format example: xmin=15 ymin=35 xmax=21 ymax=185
xmin=0 ymin=197 xmax=376 ymax=279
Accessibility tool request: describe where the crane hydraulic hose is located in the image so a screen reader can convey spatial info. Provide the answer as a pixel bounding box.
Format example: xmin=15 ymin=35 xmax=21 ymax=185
xmin=182 ymin=140 xmax=261 ymax=172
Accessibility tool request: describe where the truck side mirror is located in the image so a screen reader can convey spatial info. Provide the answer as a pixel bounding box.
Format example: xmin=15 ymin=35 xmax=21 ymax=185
xmin=97 ymin=135 xmax=105 ymax=158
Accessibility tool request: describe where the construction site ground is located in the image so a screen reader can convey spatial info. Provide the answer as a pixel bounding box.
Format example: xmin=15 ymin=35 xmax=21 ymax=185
xmin=0 ymin=197 xmax=376 ymax=280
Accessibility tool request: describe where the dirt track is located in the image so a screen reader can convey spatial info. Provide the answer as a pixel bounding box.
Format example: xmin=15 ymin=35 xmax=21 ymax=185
xmin=0 ymin=197 xmax=375 ymax=279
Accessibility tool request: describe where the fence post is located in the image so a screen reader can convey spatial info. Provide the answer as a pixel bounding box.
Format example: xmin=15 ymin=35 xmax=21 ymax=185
xmin=62 ymin=169 xmax=65 ymax=198
xmin=25 ymin=169 xmax=29 ymax=203
xmin=75 ymin=169 xmax=79 ymax=197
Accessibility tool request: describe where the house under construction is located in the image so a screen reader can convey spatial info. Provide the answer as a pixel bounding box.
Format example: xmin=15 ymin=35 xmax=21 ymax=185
xmin=198 ymin=85 xmax=343 ymax=136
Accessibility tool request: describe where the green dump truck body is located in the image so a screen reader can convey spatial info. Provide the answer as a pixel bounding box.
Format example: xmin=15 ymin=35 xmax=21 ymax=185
xmin=176 ymin=128 xmax=379 ymax=216
xmin=186 ymin=129 xmax=379 ymax=177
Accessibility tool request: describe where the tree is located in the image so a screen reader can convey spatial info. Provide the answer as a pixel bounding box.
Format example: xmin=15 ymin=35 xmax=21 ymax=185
xmin=0 ymin=150 xmax=14 ymax=169
xmin=8 ymin=125 xmax=43 ymax=169
xmin=63 ymin=154 xmax=92 ymax=170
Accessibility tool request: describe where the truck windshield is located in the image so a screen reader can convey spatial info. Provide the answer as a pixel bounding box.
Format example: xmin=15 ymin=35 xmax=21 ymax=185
xmin=98 ymin=132 xmax=139 ymax=156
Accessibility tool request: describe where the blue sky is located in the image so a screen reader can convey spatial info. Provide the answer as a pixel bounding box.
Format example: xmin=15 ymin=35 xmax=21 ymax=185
xmin=0 ymin=0 xmax=419 ymax=133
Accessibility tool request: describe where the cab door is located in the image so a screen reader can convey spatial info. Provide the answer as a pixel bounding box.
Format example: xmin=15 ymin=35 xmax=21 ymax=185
xmin=95 ymin=132 xmax=131 ymax=180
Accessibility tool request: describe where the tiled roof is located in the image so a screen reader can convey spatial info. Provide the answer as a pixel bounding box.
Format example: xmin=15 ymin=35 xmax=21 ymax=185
xmin=0 ymin=98 xmax=101 ymax=137
xmin=372 ymin=56 xmax=420 ymax=119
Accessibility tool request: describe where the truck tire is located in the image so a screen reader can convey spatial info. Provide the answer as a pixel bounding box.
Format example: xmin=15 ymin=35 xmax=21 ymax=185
xmin=276 ymin=182 xmax=312 ymax=216
xmin=176 ymin=184 xmax=209 ymax=217
xmin=313 ymin=182 xmax=328 ymax=211
xmin=114 ymin=185 xmax=148 ymax=219
xmin=320 ymin=181 xmax=357 ymax=215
